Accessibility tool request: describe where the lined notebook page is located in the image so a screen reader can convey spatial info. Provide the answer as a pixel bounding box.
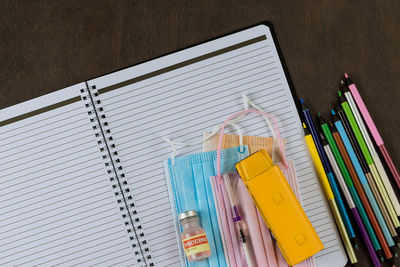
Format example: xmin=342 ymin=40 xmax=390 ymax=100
xmin=88 ymin=25 xmax=346 ymax=267
xmin=0 ymin=84 xmax=136 ymax=266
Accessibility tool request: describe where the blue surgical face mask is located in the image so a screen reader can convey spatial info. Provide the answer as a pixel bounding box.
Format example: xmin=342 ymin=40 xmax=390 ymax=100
xmin=164 ymin=146 xmax=249 ymax=267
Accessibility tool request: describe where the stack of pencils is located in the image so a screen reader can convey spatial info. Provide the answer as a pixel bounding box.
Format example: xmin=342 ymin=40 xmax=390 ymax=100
xmin=301 ymin=73 xmax=400 ymax=267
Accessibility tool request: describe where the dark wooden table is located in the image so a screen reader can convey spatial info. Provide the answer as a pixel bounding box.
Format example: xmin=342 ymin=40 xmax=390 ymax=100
xmin=1 ymin=1 xmax=399 ymax=266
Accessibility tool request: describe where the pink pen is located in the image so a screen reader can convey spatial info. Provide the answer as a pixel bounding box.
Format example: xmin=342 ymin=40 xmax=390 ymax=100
xmin=344 ymin=73 xmax=400 ymax=190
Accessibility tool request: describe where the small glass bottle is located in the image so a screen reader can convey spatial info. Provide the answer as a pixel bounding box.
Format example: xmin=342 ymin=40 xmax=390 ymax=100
xmin=179 ymin=210 xmax=212 ymax=262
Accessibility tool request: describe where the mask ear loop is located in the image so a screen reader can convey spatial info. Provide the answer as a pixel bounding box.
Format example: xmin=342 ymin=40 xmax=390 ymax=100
xmin=216 ymin=110 xmax=287 ymax=183
xmin=242 ymin=93 xmax=287 ymax=164
xmin=163 ymin=122 xmax=244 ymax=161
xmin=163 ymin=136 xmax=177 ymax=165
xmin=228 ymin=122 xmax=244 ymax=153
xmin=242 ymin=94 xmax=276 ymax=139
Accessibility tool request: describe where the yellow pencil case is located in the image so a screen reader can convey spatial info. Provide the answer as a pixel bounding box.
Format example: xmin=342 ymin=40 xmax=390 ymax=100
xmin=236 ymin=149 xmax=323 ymax=266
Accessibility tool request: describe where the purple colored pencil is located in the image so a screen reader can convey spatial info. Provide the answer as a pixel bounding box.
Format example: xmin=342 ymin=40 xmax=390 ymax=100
xmin=351 ymin=208 xmax=381 ymax=267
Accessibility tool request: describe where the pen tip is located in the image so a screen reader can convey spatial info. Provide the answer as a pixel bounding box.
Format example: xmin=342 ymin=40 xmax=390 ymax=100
xmin=300 ymin=98 xmax=304 ymax=104
xmin=331 ymin=109 xmax=336 ymax=115
xmin=340 ymin=80 xmax=345 ymax=85
xmin=302 ymin=122 xmax=306 ymax=129
xmin=338 ymin=90 xmax=342 ymax=97
xmin=344 ymin=73 xmax=349 ymax=79
xmin=317 ymin=112 xmax=321 ymax=117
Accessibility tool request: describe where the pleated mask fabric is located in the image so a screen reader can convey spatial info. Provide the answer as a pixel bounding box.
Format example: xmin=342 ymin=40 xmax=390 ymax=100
xmin=164 ymin=146 xmax=249 ymax=267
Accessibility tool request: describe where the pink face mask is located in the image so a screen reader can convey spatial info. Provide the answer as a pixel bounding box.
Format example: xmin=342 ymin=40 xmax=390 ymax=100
xmin=205 ymin=132 xmax=315 ymax=267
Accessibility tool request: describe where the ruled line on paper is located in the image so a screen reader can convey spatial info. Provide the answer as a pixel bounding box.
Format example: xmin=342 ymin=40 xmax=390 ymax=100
xmin=1 ymin=134 xmax=92 ymax=166
xmin=0 ymin=106 xmax=83 ymax=139
xmin=0 ymin=129 xmax=90 ymax=160
xmin=0 ymin=154 xmax=98 ymax=185
xmin=19 ymin=235 xmax=126 ymax=266
xmin=0 ymin=172 xmax=101 ymax=209
xmin=1 ymin=165 xmax=103 ymax=200
xmin=1 ymin=160 xmax=101 ymax=191
xmin=0 ymin=221 xmax=121 ymax=259
xmin=0 ymin=120 xmax=87 ymax=150
xmin=0 ymin=207 xmax=116 ymax=248
xmin=1 ymin=146 xmax=96 ymax=175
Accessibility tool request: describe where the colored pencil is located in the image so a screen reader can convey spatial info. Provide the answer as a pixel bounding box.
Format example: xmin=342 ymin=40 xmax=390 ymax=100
xmin=332 ymin=109 xmax=395 ymax=259
xmin=302 ymin=123 xmax=357 ymax=264
xmin=319 ymin=114 xmax=386 ymax=256
xmin=339 ymin=90 xmax=399 ymax=240
xmin=344 ymin=73 xmax=400 ymax=190
xmin=320 ymin=131 xmax=379 ymax=266
xmin=301 ymin=99 xmax=356 ymax=240
xmin=336 ymin=107 xmax=400 ymax=246
xmin=332 ymin=105 xmax=397 ymax=241
xmin=341 ymin=80 xmax=400 ymax=222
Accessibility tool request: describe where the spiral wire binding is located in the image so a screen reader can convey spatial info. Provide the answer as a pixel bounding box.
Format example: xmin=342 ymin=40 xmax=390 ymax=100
xmin=80 ymin=83 xmax=153 ymax=266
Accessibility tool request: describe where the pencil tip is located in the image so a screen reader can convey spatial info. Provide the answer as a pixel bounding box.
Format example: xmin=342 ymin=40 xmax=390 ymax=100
xmin=317 ymin=112 xmax=321 ymax=117
xmin=344 ymin=73 xmax=349 ymax=78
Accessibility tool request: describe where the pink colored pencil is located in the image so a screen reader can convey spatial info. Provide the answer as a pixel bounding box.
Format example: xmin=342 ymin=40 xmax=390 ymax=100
xmin=344 ymin=73 xmax=400 ymax=190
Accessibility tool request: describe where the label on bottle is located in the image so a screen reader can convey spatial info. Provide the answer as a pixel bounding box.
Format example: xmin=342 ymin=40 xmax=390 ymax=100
xmin=182 ymin=234 xmax=210 ymax=256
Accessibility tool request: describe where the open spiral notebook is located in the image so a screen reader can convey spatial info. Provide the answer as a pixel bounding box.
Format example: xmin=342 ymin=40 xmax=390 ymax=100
xmin=0 ymin=23 xmax=346 ymax=266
